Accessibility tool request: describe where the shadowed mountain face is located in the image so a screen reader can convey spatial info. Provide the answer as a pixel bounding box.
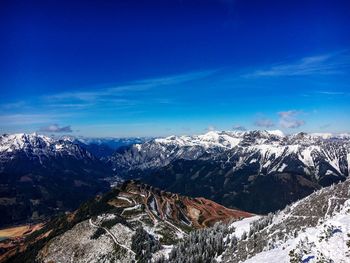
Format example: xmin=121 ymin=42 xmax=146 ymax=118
xmin=124 ymin=160 xmax=321 ymax=214
xmin=1 ymin=181 xmax=252 ymax=263
xmin=110 ymin=130 xmax=350 ymax=214
xmin=0 ymin=134 xmax=111 ymax=227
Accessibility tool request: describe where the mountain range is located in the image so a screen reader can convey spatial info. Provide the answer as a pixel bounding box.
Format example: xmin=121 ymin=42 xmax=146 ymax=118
xmin=60 ymin=135 xmax=150 ymax=158
xmin=110 ymin=130 xmax=350 ymax=213
xmin=1 ymin=130 xmax=350 ymax=262
xmin=0 ymin=133 xmax=111 ymax=227
xmin=1 ymin=130 xmax=349 ymax=227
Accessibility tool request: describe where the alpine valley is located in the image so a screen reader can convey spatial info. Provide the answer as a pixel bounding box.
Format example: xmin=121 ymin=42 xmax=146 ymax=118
xmin=1 ymin=130 xmax=350 ymax=262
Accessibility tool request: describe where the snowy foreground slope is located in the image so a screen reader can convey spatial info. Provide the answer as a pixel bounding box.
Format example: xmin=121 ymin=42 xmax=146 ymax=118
xmin=218 ymin=178 xmax=350 ymax=263
xmin=159 ymin=179 xmax=350 ymax=263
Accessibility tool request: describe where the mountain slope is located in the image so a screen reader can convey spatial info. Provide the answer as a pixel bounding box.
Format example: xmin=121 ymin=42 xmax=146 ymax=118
xmin=221 ymin=177 xmax=350 ymax=263
xmin=1 ymin=181 xmax=252 ymax=263
xmin=0 ymin=133 xmax=111 ymax=227
xmin=111 ymin=130 xmax=350 ymax=213
xmin=164 ymin=178 xmax=350 ymax=263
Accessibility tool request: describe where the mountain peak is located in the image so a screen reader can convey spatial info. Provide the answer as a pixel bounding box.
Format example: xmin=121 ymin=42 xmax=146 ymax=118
xmin=266 ymin=129 xmax=284 ymax=137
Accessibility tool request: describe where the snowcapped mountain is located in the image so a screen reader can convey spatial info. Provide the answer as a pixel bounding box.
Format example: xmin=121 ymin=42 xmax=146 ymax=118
xmin=2 ymin=131 xmax=349 ymax=263
xmin=110 ymin=130 xmax=350 ymax=176
xmin=2 ymin=181 xmax=252 ymax=263
xmin=0 ymin=133 xmax=111 ymax=227
xmin=110 ymin=130 xmax=350 ymax=213
xmin=0 ymin=133 xmax=95 ymax=168
xmin=0 ymin=132 xmax=149 ymax=165
xmin=109 ymin=130 xmax=281 ymax=171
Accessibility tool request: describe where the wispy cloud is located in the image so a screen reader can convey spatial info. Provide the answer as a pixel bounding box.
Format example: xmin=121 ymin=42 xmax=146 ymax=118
xmin=46 ymin=85 xmax=144 ymax=102
xmin=278 ymin=110 xmax=305 ymax=128
xmin=39 ymin=124 xmax=73 ymax=133
xmin=254 ymin=118 xmax=274 ymax=128
xmin=46 ymin=70 xmax=216 ymax=104
xmin=320 ymin=123 xmax=331 ymax=129
xmin=133 ymin=70 xmax=216 ymax=86
xmin=245 ymin=51 xmax=350 ymax=77
xmin=0 ymin=70 xmax=218 ymax=134
xmin=1 ymin=101 xmax=27 ymax=110
xmin=0 ymin=114 xmax=59 ymax=125
xmin=206 ymin=125 xmax=217 ymax=132
xmin=232 ymin=124 xmax=246 ymax=131
xmin=316 ymin=91 xmax=346 ymax=95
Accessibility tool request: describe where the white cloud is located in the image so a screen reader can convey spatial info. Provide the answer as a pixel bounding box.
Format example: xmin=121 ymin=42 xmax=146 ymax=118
xmin=245 ymin=51 xmax=350 ymax=77
xmin=278 ymin=110 xmax=305 ymax=129
xmin=46 ymin=70 xmax=217 ymax=103
xmin=320 ymin=123 xmax=331 ymax=129
xmin=39 ymin=124 xmax=73 ymax=133
xmin=254 ymin=118 xmax=274 ymax=128
xmin=232 ymin=125 xmax=246 ymax=131
xmin=316 ymin=91 xmax=346 ymax=95
xmin=207 ymin=125 xmax=216 ymax=131
xmin=0 ymin=114 xmax=57 ymax=125
xmin=1 ymin=101 xmax=27 ymax=110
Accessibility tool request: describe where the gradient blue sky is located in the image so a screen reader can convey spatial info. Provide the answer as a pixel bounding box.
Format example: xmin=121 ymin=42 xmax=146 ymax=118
xmin=1 ymin=0 xmax=350 ymax=137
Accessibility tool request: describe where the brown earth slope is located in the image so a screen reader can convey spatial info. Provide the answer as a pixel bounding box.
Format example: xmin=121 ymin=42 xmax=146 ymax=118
xmin=117 ymin=180 xmax=253 ymax=228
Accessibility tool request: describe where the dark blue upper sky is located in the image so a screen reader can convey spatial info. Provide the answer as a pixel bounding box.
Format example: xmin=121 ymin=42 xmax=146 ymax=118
xmin=1 ymin=0 xmax=350 ymax=136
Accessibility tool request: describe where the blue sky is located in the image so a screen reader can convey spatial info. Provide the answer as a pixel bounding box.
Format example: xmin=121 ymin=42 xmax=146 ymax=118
xmin=1 ymin=0 xmax=350 ymax=137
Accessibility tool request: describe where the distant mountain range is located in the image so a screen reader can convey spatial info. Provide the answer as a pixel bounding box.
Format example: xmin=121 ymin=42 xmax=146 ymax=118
xmin=1 ymin=131 xmax=350 ymax=262
xmin=0 ymin=133 xmax=149 ymax=227
xmin=110 ymin=130 xmax=350 ymax=213
xmin=111 ymin=130 xmax=350 ymax=175
xmin=58 ymin=135 xmax=150 ymax=158
xmin=1 ymin=130 xmax=349 ymax=227
xmin=0 ymin=133 xmax=111 ymax=227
